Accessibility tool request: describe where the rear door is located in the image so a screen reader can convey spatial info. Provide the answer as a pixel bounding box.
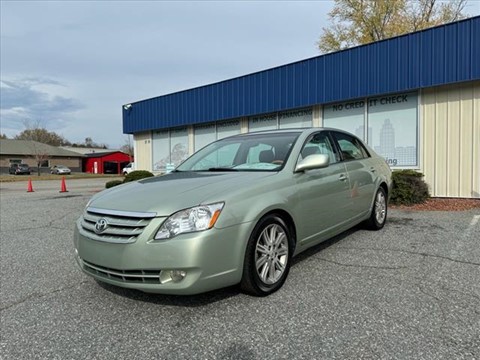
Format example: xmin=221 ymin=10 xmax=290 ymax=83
xmin=330 ymin=131 xmax=376 ymax=221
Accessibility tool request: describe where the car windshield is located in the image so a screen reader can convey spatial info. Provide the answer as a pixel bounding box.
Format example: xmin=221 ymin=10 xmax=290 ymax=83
xmin=176 ymin=132 xmax=300 ymax=172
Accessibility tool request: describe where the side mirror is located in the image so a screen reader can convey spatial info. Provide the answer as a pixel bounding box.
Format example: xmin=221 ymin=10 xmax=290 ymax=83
xmin=295 ymin=154 xmax=330 ymax=173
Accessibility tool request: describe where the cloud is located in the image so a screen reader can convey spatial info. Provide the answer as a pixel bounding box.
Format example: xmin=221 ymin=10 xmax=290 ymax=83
xmin=0 ymin=1 xmax=337 ymax=147
xmin=0 ymin=77 xmax=84 ymax=135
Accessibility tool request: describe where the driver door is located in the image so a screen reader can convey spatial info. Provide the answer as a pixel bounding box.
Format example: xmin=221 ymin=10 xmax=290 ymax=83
xmin=294 ymin=131 xmax=352 ymax=246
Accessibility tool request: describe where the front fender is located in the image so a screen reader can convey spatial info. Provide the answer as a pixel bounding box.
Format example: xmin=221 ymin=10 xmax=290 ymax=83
xmin=214 ymin=177 xmax=297 ymax=230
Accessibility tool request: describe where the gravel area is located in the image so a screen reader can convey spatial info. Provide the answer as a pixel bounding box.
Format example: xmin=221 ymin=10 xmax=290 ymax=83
xmin=392 ymin=198 xmax=480 ymax=211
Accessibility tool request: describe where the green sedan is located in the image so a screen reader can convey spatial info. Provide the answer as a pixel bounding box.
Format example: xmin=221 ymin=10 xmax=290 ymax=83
xmin=74 ymin=128 xmax=392 ymax=296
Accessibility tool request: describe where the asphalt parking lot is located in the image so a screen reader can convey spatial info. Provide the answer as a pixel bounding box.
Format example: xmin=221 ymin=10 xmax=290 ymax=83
xmin=1 ymin=178 xmax=479 ymax=360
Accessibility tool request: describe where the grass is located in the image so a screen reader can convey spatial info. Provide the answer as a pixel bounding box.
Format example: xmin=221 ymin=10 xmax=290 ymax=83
xmin=0 ymin=173 xmax=124 ymax=183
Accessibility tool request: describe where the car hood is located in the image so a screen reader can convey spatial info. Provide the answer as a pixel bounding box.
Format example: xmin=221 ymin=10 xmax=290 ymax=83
xmin=89 ymin=171 xmax=275 ymax=216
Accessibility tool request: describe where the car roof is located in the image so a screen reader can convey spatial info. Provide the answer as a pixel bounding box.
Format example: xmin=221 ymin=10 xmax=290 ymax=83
xmin=240 ymin=128 xmax=310 ymax=134
xmin=222 ymin=127 xmax=357 ymax=139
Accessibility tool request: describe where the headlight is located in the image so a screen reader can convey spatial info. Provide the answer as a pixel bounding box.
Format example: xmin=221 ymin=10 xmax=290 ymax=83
xmin=155 ymin=202 xmax=224 ymax=240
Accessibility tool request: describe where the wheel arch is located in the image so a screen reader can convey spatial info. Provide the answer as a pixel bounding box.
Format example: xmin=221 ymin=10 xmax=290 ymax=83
xmin=379 ymin=181 xmax=389 ymax=197
xmin=379 ymin=180 xmax=391 ymax=203
xmin=259 ymin=209 xmax=297 ymax=252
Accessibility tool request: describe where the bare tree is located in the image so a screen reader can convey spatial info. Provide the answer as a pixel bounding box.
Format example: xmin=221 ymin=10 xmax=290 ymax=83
xmin=71 ymin=137 xmax=108 ymax=149
xmin=318 ymin=0 xmax=468 ymax=53
xmin=120 ymin=135 xmax=134 ymax=162
xmin=20 ymin=121 xmax=52 ymax=176
xmin=29 ymin=142 xmax=51 ymax=176
xmin=15 ymin=120 xmax=70 ymax=146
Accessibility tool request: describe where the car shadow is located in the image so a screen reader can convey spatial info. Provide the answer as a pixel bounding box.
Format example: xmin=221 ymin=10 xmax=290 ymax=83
xmin=95 ymin=280 xmax=241 ymax=307
xmin=95 ymin=225 xmax=363 ymax=306
xmin=291 ymin=225 xmax=360 ymax=266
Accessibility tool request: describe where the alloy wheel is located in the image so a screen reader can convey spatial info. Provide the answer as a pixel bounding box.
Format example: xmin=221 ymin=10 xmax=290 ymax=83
xmin=375 ymin=191 xmax=386 ymax=224
xmin=254 ymin=224 xmax=289 ymax=285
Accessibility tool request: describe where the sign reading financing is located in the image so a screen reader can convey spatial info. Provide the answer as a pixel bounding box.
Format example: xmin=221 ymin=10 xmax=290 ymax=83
xmin=249 ymin=109 xmax=312 ymax=131
xmin=323 ymin=92 xmax=418 ymax=167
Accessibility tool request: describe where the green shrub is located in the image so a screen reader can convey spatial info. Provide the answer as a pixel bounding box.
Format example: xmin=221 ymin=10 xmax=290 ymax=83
xmin=105 ymin=180 xmax=123 ymax=189
xmin=390 ymin=170 xmax=430 ymax=205
xmin=124 ymin=170 xmax=154 ymax=183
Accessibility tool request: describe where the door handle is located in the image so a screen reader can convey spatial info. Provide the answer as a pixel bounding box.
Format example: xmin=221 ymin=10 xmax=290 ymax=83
xmin=339 ymin=174 xmax=348 ymax=181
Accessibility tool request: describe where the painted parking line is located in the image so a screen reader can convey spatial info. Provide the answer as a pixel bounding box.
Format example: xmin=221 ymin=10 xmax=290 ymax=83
xmin=470 ymin=215 xmax=480 ymax=226
xmin=464 ymin=214 xmax=480 ymax=239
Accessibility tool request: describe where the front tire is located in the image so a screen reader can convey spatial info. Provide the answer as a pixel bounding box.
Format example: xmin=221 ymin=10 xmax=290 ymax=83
xmin=241 ymin=215 xmax=292 ymax=296
xmin=365 ymin=187 xmax=387 ymax=230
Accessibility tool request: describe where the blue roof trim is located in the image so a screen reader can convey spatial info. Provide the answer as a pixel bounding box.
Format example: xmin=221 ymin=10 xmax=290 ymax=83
xmin=123 ymin=16 xmax=480 ymax=134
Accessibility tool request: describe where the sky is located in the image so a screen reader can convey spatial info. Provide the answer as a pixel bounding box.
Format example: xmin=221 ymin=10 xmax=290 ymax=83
xmin=1 ymin=1 xmax=479 ymax=149
xmin=0 ymin=0 xmax=334 ymax=148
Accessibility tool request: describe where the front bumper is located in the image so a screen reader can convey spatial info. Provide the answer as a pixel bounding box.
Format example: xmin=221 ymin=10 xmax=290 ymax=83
xmin=73 ymin=219 xmax=253 ymax=295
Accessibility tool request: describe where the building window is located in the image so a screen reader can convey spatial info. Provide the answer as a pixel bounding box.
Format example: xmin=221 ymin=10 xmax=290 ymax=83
xmin=9 ymin=159 xmax=22 ymax=164
xmin=217 ymin=120 xmax=241 ymax=139
xmin=194 ymin=123 xmax=216 ymax=152
xmin=152 ymin=130 xmax=170 ymax=172
xmin=152 ymin=127 xmax=189 ymax=171
xmin=249 ymin=113 xmax=277 ymax=132
xmin=39 ymin=160 xmax=50 ymax=167
xmin=249 ymin=108 xmax=313 ymax=132
xmin=323 ymin=100 xmax=365 ymax=140
xmin=194 ymin=120 xmax=242 ymax=151
xmin=367 ymin=93 xmax=418 ymax=167
xmin=323 ymin=92 xmax=418 ymax=168
xmin=170 ymin=127 xmax=189 ymax=167
xmin=279 ymin=109 xmax=312 ymax=129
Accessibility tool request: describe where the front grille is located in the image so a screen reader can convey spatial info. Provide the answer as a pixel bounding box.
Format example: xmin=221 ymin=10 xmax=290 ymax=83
xmin=81 ymin=259 xmax=161 ymax=284
xmin=80 ymin=207 xmax=156 ymax=244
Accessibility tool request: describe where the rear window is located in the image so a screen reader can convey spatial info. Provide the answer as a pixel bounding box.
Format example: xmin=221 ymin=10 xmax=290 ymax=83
xmin=332 ymin=131 xmax=370 ymax=161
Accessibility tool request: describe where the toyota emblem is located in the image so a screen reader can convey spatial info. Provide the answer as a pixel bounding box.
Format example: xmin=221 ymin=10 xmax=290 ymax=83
xmin=94 ymin=218 xmax=108 ymax=234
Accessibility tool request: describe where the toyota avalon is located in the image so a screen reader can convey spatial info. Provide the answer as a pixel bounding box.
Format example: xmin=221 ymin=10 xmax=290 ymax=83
xmin=73 ymin=128 xmax=392 ymax=296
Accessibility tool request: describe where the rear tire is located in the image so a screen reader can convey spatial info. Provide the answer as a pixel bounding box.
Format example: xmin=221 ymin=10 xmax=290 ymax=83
xmin=240 ymin=215 xmax=292 ymax=296
xmin=365 ymin=187 xmax=387 ymax=230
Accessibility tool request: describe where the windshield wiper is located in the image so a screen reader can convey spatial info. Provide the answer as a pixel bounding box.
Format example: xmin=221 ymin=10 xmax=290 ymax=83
xmin=207 ymin=167 xmax=239 ymax=172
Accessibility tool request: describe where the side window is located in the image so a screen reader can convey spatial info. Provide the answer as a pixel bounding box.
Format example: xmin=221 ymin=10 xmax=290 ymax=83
xmin=299 ymin=132 xmax=339 ymax=164
xmin=332 ymin=132 xmax=369 ymax=161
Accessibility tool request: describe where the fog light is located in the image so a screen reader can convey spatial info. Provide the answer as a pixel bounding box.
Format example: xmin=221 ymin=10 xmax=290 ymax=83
xmin=170 ymin=270 xmax=186 ymax=282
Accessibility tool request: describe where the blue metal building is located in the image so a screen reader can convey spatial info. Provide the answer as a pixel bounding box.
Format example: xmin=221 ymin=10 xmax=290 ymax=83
xmin=123 ymin=16 xmax=480 ymax=198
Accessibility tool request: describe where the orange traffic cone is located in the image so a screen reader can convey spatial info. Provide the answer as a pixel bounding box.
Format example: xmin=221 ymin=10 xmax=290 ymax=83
xmin=60 ymin=176 xmax=68 ymax=193
xmin=27 ymin=178 xmax=34 ymax=192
